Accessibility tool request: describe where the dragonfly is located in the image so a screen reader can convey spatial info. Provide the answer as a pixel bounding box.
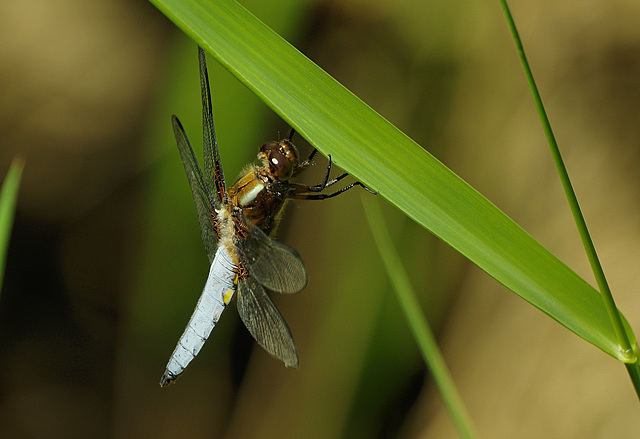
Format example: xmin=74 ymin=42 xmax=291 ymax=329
xmin=160 ymin=47 xmax=373 ymax=387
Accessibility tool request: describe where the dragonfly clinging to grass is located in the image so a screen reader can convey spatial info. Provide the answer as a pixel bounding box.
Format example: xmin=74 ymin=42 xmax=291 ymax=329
xmin=160 ymin=46 xmax=374 ymax=387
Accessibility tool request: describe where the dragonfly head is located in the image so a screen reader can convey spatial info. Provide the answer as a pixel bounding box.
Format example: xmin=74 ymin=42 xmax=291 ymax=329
xmin=259 ymin=139 xmax=299 ymax=182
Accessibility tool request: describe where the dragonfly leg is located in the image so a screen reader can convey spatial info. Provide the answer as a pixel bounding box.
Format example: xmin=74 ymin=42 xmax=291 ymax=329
xmin=282 ymin=131 xmax=376 ymax=198
xmin=287 ymin=181 xmax=375 ymax=200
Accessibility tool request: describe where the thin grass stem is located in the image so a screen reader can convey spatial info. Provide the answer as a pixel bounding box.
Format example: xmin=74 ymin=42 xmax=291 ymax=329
xmin=363 ymin=197 xmax=478 ymax=439
xmin=499 ymin=0 xmax=640 ymax=396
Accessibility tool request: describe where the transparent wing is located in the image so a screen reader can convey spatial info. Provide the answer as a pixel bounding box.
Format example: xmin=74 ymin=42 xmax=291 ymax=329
xmin=236 ymin=275 xmax=299 ymax=368
xmin=236 ymin=215 xmax=307 ymax=294
xmin=172 ymin=115 xmax=218 ymax=263
xmin=198 ymin=46 xmax=226 ymax=203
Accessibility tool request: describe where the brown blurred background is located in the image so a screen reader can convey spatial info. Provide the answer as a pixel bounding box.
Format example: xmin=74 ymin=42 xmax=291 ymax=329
xmin=1 ymin=0 xmax=640 ymax=438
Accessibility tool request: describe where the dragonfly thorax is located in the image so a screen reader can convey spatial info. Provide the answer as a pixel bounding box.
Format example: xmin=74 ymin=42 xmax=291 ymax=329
xmin=225 ymin=138 xmax=303 ymax=236
xmin=227 ymin=166 xmax=287 ymax=236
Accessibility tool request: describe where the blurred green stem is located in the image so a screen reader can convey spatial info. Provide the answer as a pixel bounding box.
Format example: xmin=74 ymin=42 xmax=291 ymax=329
xmin=499 ymin=0 xmax=640 ymax=396
xmin=0 ymin=158 xmax=24 ymax=293
xmin=364 ymin=198 xmax=477 ymax=439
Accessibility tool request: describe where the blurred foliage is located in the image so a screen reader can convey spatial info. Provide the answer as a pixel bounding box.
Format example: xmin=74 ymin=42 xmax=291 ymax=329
xmin=3 ymin=0 xmax=639 ymax=438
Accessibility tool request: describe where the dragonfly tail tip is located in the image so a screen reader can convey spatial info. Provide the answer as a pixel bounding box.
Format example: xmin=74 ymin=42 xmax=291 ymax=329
xmin=159 ymin=371 xmax=177 ymax=387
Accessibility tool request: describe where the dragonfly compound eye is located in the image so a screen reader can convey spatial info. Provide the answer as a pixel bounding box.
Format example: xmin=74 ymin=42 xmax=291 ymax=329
xmin=268 ymin=150 xmax=294 ymax=180
xmin=260 ymin=141 xmax=279 ymax=154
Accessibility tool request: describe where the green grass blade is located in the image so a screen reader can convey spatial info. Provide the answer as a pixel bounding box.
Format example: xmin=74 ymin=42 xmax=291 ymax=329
xmin=148 ymin=0 xmax=633 ymax=362
xmin=0 ymin=158 xmax=24 ymax=293
xmin=364 ymin=196 xmax=477 ymax=439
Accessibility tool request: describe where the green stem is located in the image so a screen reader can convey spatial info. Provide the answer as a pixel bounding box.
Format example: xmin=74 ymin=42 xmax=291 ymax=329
xmin=364 ymin=197 xmax=478 ymax=439
xmin=499 ymin=0 xmax=638 ymax=395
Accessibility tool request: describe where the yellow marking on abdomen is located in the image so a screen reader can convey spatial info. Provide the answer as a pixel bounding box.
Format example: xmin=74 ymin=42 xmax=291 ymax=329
xmin=223 ymin=288 xmax=234 ymax=305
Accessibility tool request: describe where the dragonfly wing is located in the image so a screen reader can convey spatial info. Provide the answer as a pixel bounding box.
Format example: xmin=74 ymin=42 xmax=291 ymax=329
xmin=236 ymin=275 xmax=299 ymax=368
xmin=236 ymin=216 xmax=307 ymax=294
xmin=172 ymin=115 xmax=218 ymax=263
xmin=160 ymin=245 xmax=237 ymax=386
xmin=198 ymin=46 xmax=226 ymax=204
